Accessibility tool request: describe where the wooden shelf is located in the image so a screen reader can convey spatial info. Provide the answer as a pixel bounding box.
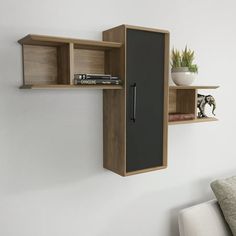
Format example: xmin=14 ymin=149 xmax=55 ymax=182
xmin=18 ymin=34 xmax=122 ymax=50
xmin=169 ymin=85 xmax=219 ymax=125
xmin=169 ymin=117 xmax=218 ymax=125
xmin=125 ymin=166 xmax=167 ymax=176
xmin=19 ymin=84 xmax=123 ymax=90
xmin=170 ymin=85 xmax=219 ymax=90
xmin=19 ymin=34 xmax=123 ymax=89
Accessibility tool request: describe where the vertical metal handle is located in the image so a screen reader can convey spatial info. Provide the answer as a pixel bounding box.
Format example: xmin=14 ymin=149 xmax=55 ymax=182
xmin=131 ymin=83 xmax=137 ymax=122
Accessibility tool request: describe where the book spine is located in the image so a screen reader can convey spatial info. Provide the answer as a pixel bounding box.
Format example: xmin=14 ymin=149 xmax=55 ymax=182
xmin=74 ymin=74 xmax=119 ymax=80
xmin=87 ymin=73 xmax=111 ymax=77
xmin=74 ymin=74 xmax=86 ymax=80
xmin=74 ymin=74 xmax=109 ymax=79
xmin=86 ymin=76 xmax=113 ymax=80
xmin=169 ymin=113 xmax=195 ymax=121
xmin=74 ymin=79 xmax=121 ymax=85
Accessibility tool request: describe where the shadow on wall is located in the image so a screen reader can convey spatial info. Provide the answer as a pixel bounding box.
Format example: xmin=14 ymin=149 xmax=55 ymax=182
xmin=94 ymin=178 xmax=220 ymax=236
xmin=1 ymin=89 xmax=106 ymax=195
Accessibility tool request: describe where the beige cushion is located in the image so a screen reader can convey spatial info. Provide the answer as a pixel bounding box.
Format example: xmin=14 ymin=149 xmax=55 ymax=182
xmin=179 ymin=200 xmax=232 ymax=236
xmin=211 ymin=176 xmax=236 ymax=235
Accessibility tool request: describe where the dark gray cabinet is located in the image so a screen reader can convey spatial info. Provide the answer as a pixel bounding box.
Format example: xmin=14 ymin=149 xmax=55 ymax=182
xmin=103 ymin=25 xmax=169 ymax=176
xmin=126 ymin=29 xmax=166 ymax=172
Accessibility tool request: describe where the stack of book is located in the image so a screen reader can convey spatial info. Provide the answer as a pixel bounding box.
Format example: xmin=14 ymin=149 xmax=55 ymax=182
xmin=74 ymin=74 xmax=121 ymax=85
xmin=169 ymin=113 xmax=195 ymax=122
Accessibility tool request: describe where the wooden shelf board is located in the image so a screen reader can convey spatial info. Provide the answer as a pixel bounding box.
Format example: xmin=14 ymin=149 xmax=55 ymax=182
xmin=169 ymin=86 xmax=219 ymax=90
xmin=125 ymin=165 xmax=167 ymax=176
xmin=125 ymin=24 xmax=170 ymax=34
xmin=20 ymin=84 xmax=123 ymax=90
xmin=18 ymin=34 xmax=122 ymax=50
xmin=169 ymin=117 xmax=218 ymax=125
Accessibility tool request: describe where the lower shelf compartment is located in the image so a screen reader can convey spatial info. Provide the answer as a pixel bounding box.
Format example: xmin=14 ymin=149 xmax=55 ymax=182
xmin=20 ymin=84 xmax=123 ymax=90
xmin=169 ymin=117 xmax=218 ymax=125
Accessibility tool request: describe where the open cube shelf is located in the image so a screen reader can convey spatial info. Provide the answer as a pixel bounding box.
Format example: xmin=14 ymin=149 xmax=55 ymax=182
xmin=22 ymin=44 xmax=71 ymax=86
xmin=19 ymin=34 xmax=123 ymax=89
xmin=169 ymin=86 xmax=219 ymax=125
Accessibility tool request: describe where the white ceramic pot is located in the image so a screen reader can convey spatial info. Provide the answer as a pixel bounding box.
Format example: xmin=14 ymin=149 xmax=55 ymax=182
xmin=171 ymin=67 xmax=196 ymax=86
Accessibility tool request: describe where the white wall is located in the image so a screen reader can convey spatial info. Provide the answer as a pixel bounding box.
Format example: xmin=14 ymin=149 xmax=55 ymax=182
xmin=1 ymin=0 xmax=236 ymax=235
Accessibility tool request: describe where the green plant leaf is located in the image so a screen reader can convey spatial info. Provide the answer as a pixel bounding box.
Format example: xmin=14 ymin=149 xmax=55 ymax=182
xmin=171 ymin=45 xmax=198 ymax=73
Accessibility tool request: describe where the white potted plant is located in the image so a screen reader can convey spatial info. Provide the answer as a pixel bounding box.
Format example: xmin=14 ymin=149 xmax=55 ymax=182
xmin=171 ymin=46 xmax=198 ymax=86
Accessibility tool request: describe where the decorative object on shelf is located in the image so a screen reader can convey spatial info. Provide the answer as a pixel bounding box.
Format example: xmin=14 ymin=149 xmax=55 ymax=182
xmin=197 ymin=94 xmax=216 ymax=118
xmin=171 ymin=46 xmax=198 ymax=86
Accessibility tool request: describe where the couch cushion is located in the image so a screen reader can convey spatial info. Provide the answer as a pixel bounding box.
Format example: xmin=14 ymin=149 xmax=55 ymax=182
xmin=211 ymin=176 xmax=236 ymax=235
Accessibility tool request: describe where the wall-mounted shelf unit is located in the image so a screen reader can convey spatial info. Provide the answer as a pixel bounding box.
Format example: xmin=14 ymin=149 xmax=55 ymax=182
xmin=18 ymin=26 xmax=219 ymax=176
xmin=169 ymin=85 xmax=219 ymax=125
xmin=18 ymin=34 xmax=123 ymax=90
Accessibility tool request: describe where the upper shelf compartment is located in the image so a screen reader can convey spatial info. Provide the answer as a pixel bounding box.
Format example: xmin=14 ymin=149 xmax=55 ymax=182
xmin=18 ymin=34 xmax=123 ymax=89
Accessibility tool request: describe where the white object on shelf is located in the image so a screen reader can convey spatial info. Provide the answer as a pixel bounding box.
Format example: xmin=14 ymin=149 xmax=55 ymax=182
xmin=171 ymin=67 xmax=196 ymax=86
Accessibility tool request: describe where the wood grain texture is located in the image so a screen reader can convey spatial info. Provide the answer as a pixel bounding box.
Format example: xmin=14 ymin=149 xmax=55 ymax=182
xmin=57 ymin=44 xmax=70 ymax=84
xmin=169 ymin=89 xmax=177 ymax=113
xmin=125 ymin=24 xmax=169 ymax=34
xmin=169 ymin=89 xmax=196 ymax=114
xmin=170 ymin=86 xmax=219 ymax=89
xmin=103 ymin=25 xmax=126 ymax=176
xmin=69 ymin=43 xmax=74 ymax=85
xmin=18 ymin=34 xmax=122 ymax=50
xmin=162 ymin=33 xmax=170 ymax=167
xmin=19 ymin=84 xmax=123 ymax=89
xmin=195 ymin=88 xmax=198 ymax=117
xmin=23 ymin=45 xmax=58 ymax=85
xmin=169 ymin=117 xmax=218 ymax=125
xmin=104 ymin=48 xmax=121 ymax=81
xmin=176 ymin=89 xmax=196 ymax=115
xmin=74 ymin=49 xmax=105 ymax=76
xmin=125 ymin=165 xmax=167 ymax=176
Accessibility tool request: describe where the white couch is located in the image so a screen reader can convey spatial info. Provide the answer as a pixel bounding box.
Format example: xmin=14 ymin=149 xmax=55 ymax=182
xmin=178 ymin=200 xmax=232 ymax=236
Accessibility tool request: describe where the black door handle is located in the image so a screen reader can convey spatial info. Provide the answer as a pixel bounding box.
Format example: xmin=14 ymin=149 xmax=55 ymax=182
xmin=131 ymin=83 xmax=137 ymax=122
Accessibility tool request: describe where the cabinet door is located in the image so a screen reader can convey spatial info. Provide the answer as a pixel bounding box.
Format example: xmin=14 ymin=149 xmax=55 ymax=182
xmin=126 ymin=29 xmax=165 ymax=173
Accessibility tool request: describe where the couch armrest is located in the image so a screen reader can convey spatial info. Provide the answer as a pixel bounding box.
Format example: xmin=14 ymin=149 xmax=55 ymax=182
xmin=178 ymin=200 xmax=232 ymax=236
